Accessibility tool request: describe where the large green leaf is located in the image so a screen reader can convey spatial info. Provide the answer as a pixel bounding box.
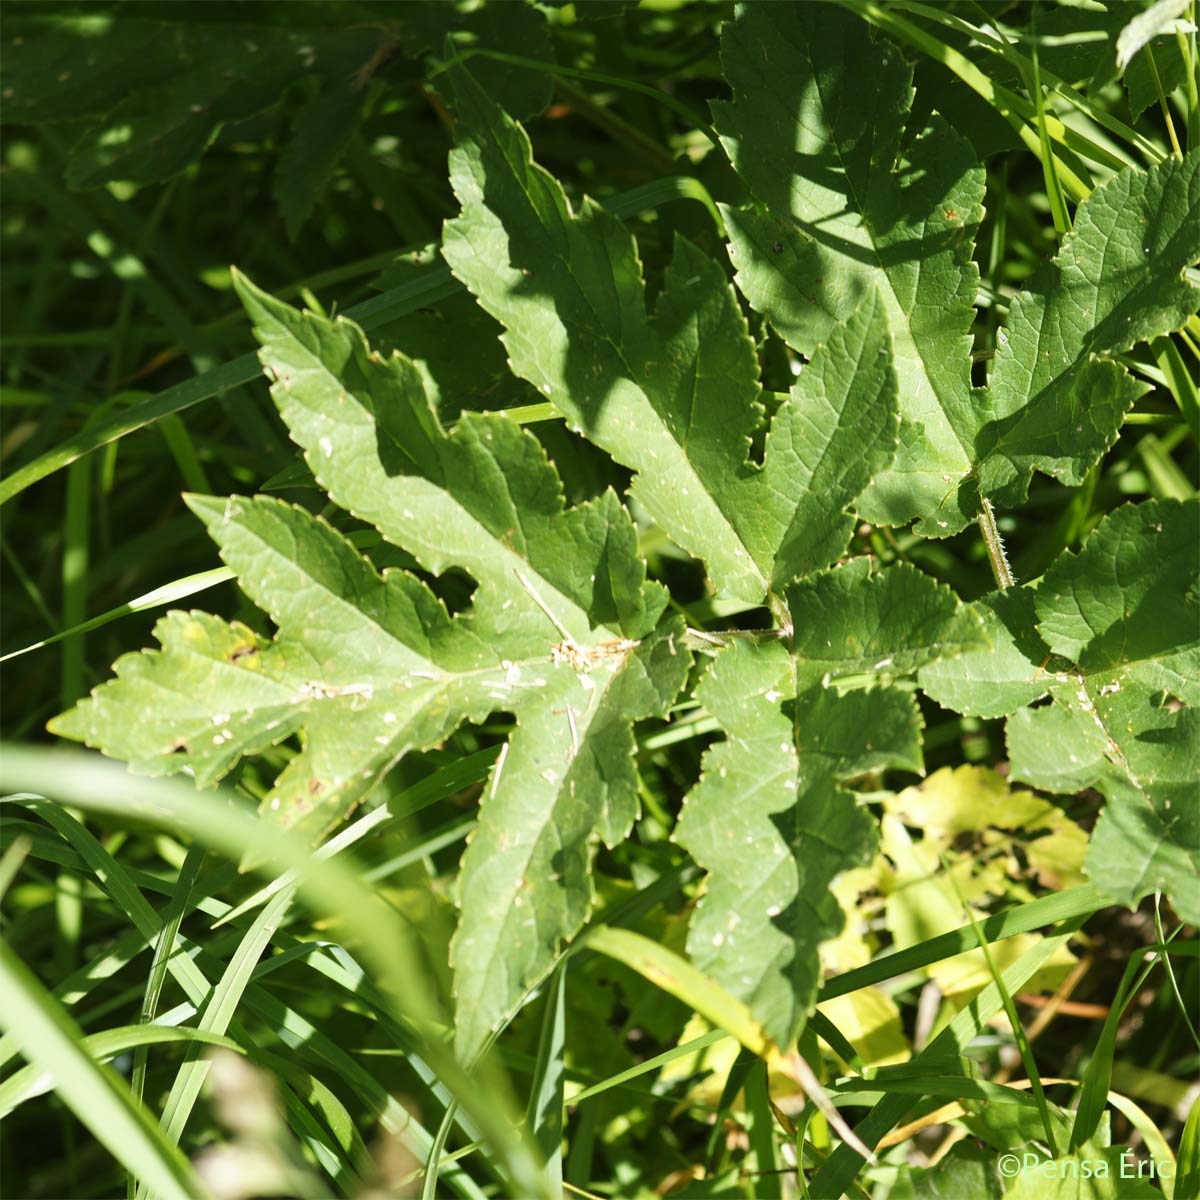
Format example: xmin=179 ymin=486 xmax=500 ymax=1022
xmin=233 ymin=275 xmax=665 ymax=646
xmin=52 ymin=495 xmax=499 ymax=836
xmin=52 ymin=278 xmax=690 ymax=1059
xmin=977 ymin=153 xmax=1200 ymax=507
xmin=715 ymin=3 xmax=984 ymax=535
xmin=749 ymin=294 xmax=899 ymax=589
xmin=675 ymin=563 xmax=984 ymax=1046
xmin=890 ymin=1142 xmax=1002 ymax=1200
xmin=441 ymin=70 xmax=899 ymax=602
xmin=453 ymin=621 xmax=686 ymax=1057
xmin=714 ymin=5 xmax=1200 ymax=534
xmin=1003 ymin=1145 xmax=1164 ymax=1198
xmin=1009 ymin=500 xmax=1200 ymax=923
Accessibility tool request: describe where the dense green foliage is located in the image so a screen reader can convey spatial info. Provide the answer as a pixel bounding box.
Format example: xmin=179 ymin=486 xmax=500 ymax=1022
xmin=2 ymin=2 xmax=1198 ymax=1198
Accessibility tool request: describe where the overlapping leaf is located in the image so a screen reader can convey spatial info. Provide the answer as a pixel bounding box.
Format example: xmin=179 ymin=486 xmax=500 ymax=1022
xmin=675 ymin=564 xmax=985 ymax=1046
xmin=715 ymin=3 xmax=984 ymax=535
xmin=1011 ymin=500 xmax=1200 ymax=923
xmin=785 ymin=560 xmax=989 ymax=691
xmin=52 ymin=277 xmax=690 ymax=1058
xmin=438 ymin=67 xmax=993 ymax=1047
xmin=925 ymin=500 xmax=1200 ymax=922
xmin=978 ymin=153 xmax=1200 ymax=505
xmin=1037 ymin=0 xmax=1190 ymax=121
xmin=41 ymin=8 xmax=1199 ymax=1086
xmin=441 ymin=70 xmax=899 ymax=602
xmin=714 ymin=5 xmax=1200 ymax=533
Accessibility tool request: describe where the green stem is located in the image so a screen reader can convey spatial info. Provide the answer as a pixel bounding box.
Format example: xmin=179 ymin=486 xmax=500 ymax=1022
xmin=978 ymin=497 xmax=1015 ymax=590
xmin=1178 ymin=13 xmax=1199 ymax=150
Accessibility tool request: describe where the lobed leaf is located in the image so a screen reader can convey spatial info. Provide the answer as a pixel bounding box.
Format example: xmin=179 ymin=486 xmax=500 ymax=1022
xmin=978 ymin=152 xmax=1200 ymax=507
xmin=50 ymin=497 xmax=493 ymax=839
xmin=715 ymin=3 xmax=984 ymax=535
xmin=1010 ymin=500 xmax=1200 ymax=923
xmin=442 ymin=70 xmax=899 ymax=602
xmin=453 ymin=619 xmax=687 ymax=1057
xmin=931 ymin=500 xmax=1199 ymax=922
xmin=714 ymin=6 xmax=1200 ymax=534
xmin=747 ymin=293 xmax=899 ymax=590
xmin=53 ymin=277 xmax=691 ymax=1058
xmin=676 ymin=563 xmax=983 ymax=1046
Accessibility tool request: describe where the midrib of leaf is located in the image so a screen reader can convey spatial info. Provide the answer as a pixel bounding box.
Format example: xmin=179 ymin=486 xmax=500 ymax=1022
xmin=1072 ymin=680 xmax=1145 ymax=798
xmin=675 ymin=636 xmax=925 ymax=1048
xmin=1061 ymin=671 xmax=1194 ymax=821
xmin=136 ymin=660 xmax=298 ymax=715
xmin=452 ymin=623 xmax=684 ymax=1058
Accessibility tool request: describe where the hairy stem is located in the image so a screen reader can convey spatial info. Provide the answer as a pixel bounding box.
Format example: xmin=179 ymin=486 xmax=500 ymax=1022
xmin=978 ymin=497 xmax=1015 ymax=589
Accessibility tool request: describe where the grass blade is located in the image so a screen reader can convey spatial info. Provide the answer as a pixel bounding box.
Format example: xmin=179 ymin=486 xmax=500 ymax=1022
xmin=569 ymin=1030 xmax=727 ymax=1107
xmin=526 ymin=962 xmax=567 ymax=1194
xmin=809 ymin=913 xmax=1090 ymax=1197
xmin=212 ymin=748 xmax=497 ymax=929
xmin=0 ymin=1024 xmax=244 ymax=1115
xmin=135 ymin=887 xmax=297 ymax=1200
xmin=1069 ymin=929 xmax=1183 ymax=1150
xmin=1152 ymin=334 xmax=1200 ymax=444
xmin=128 ymin=845 xmax=204 ymax=1197
xmin=820 ymin=884 xmax=1108 ymax=1000
xmin=1177 ymin=1093 xmax=1200 ymax=1200
xmin=945 ymin=855 xmax=1059 ymax=1154
xmin=0 ymin=940 xmax=202 ymax=1200
xmin=584 ymin=926 xmax=768 ymax=1057
xmin=1 ymin=746 xmax=549 ymax=1200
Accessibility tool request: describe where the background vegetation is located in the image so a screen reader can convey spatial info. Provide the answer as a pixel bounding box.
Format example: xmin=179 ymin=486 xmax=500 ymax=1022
xmin=1 ymin=2 xmax=1197 ymax=1198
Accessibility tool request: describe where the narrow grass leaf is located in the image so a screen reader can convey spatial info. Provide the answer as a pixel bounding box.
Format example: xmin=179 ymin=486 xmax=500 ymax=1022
xmin=0 ymin=940 xmax=202 ymax=1200
xmin=0 ymin=1024 xmax=244 ymax=1116
xmin=0 ymin=748 xmax=549 ymax=1200
xmin=525 ymin=962 xmax=567 ymax=1194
